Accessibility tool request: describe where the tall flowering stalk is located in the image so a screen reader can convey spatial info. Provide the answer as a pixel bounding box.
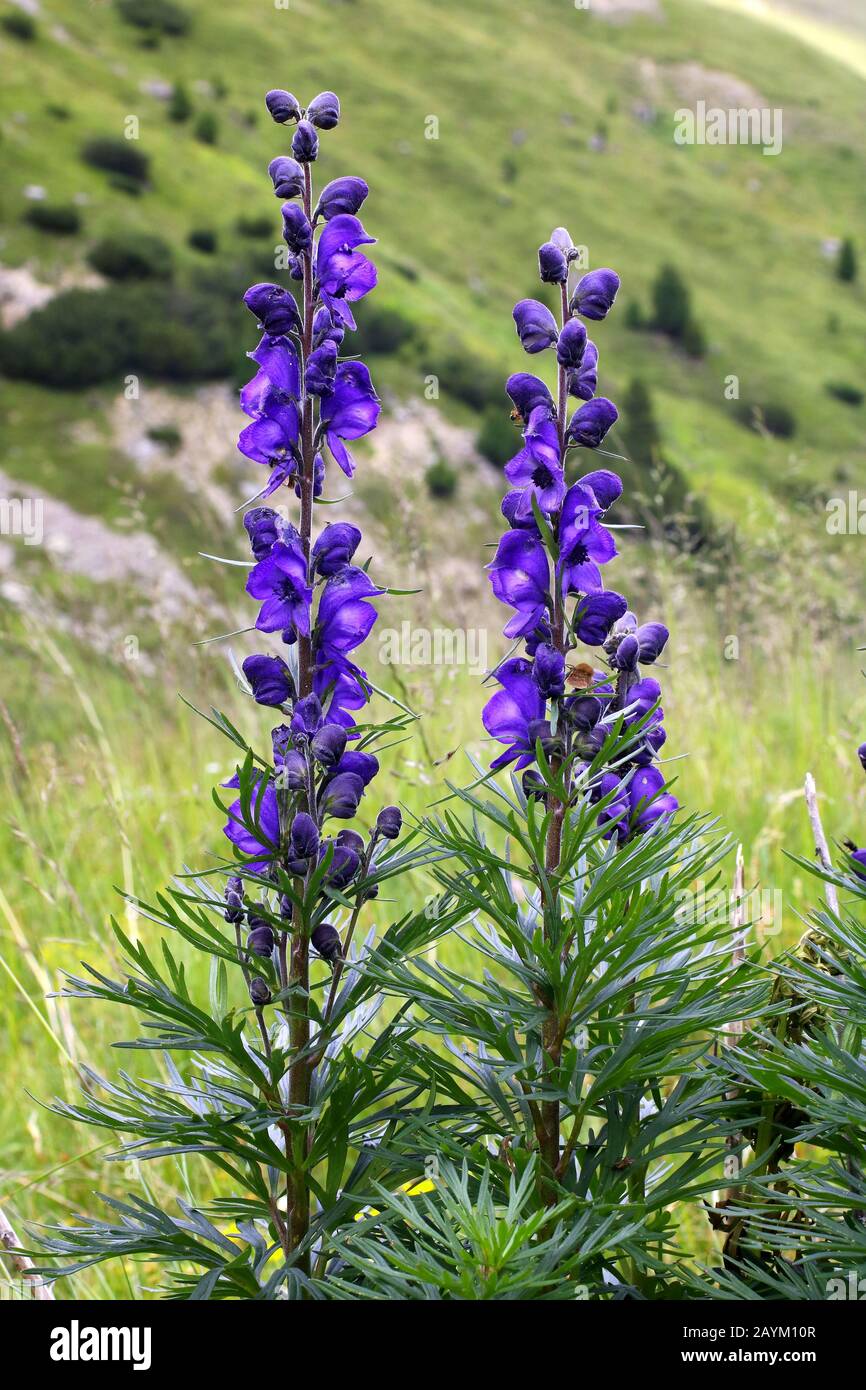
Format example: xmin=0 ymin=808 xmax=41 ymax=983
xmin=33 ymin=87 xmax=468 ymax=1301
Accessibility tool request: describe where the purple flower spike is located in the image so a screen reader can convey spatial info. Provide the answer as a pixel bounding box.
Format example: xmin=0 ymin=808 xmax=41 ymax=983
xmin=243 ymin=653 xmax=295 ymax=707
xmin=570 ymin=268 xmax=620 ymax=321
xmin=292 ymin=119 xmax=319 ymax=162
xmin=512 ymin=299 xmax=559 ymax=354
xmin=538 ymin=241 xmax=568 ymax=285
xmin=566 ymin=397 xmax=618 ymax=449
xmin=246 ymin=538 xmax=312 ymax=636
xmin=265 ymin=89 xmax=301 ymax=124
xmin=314 ymin=176 xmax=369 ymax=222
xmin=268 ymin=156 xmax=304 ymax=199
xmin=556 ymin=318 xmax=587 ymax=370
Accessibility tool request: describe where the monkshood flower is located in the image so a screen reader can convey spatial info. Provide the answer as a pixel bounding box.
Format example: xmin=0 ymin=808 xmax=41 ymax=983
xmin=312 ymin=522 xmax=362 ymax=576
xmin=244 ymin=282 xmax=301 ymax=336
xmin=858 ymin=742 xmax=866 ymax=773
xmin=319 ymin=361 xmax=381 ymax=475
xmin=481 ymin=223 xmax=678 ymax=848
xmin=246 ymin=538 xmax=312 ymax=636
xmin=266 ymin=89 xmax=301 ymax=124
xmin=243 ymin=653 xmax=295 ymax=707
xmin=315 ymin=566 xmax=383 ymax=660
xmin=314 ymin=176 xmax=369 ymax=222
xmin=315 ymin=215 xmax=377 ymax=330
xmin=223 ymin=775 xmax=280 ymax=875
xmin=292 ymin=119 xmax=319 ymax=162
xmin=268 ymin=156 xmax=305 ymax=199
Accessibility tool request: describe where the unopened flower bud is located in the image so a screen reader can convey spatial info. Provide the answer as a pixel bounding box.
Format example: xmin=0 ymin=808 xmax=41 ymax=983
xmin=268 ymin=156 xmax=304 ymax=199
xmin=376 ymin=805 xmax=402 ymax=840
xmin=292 ymin=119 xmax=319 ymax=162
xmin=249 ymin=976 xmax=271 ymax=1006
xmin=247 ymin=918 xmax=275 ymax=958
xmin=224 ymin=875 xmax=244 ymax=924
xmin=311 ymin=723 xmax=348 ymax=768
xmin=265 ymin=89 xmax=301 ymax=124
xmin=306 ymin=91 xmax=340 ymax=130
xmin=311 ymin=922 xmax=342 ymax=963
xmin=538 ymin=241 xmax=568 ymax=285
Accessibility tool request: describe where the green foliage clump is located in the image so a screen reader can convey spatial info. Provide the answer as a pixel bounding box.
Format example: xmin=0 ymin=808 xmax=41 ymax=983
xmin=476 ymin=404 xmax=518 ymax=466
xmin=24 ymin=202 xmax=81 ymax=234
xmin=115 ymin=0 xmax=190 ymax=36
xmin=188 ymin=227 xmax=218 ymax=254
xmin=736 ymin=398 xmax=797 ymax=439
xmin=168 ymin=82 xmax=192 ymax=122
xmin=1 ymin=10 xmax=36 ymax=39
xmin=353 ymin=301 xmax=415 ymax=356
xmin=825 ymin=380 xmax=863 ymax=407
xmin=81 ymin=137 xmax=150 ymax=185
xmin=424 ymin=458 xmax=457 ymax=499
xmin=88 ymin=231 xmax=173 ymax=280
xmin=622 ymin=376 xmax=660 ymax=466
xmin=235 ymin=214 xmax=273 ymax=239
xmin=836 ymin=236 xmax=857 ymax=283
xmin=650 ymin=263 xmax=706 ymax=357
xmin=194 ymin=111 xmax=219 ymax=146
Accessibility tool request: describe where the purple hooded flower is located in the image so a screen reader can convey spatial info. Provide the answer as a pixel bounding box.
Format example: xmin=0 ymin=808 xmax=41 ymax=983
xmin=556 ymin=318 xmax=587 ymax=370
xmin=333 ymin=748 xmax=379 ymax=786
xmin=312 ymin=922 xmax=342 ymax=963
xmin=281 ymin=203 xmax=313 ymax=256
xmin=265 ymin=89 xmax=301 ymax=124
xmin=324 ymin=843 xmax=360 ymax=887
xmin=566 ymin=397 xmax=618 ymax=450
xmin=224 ymin=875 xmax=244 ymax=923
xmin=570 ymin=268 xmax=620 ymax=321
xmin=611 ymin=633 xmax=640 ymax=673
xmin=501 ymin=489 xmax=542 ymax=534
xmin=849 ymin=846 xmax=866 ymax=881
xmin=568 ymin=341 xmax=598 ymax=401
xmin=512 ymin=299 xmax=559 ymax=354
xmin=627 ymin=765 xmax=678 ymax=833
xmin=315 ymin=215 xmax=377 ymax=328
xmin=268 ymin=156 xmax=304 ymax=199
xmin=320 ymin=361 xmax=381 ymax=476
xmin=305 ymin=340 xmax=337 ymax=397
xmin=306 ymin=90 xmax=340 ymax=130
xmin=312 ymin=522 xmax=362 ymax=577
xmin=223 ymin=777 xmax=280 ymax=875
xmin=506 ymin=372 xmax=554 ymax=424
xmin=376 ymin=805 xmax=402 ymax=839
xmin=858 ymin=743 xmax=866 ymax=773
xmin=244 ymin=283 xmax=301 ymax=337
xmin=557 ymin=484 xmax=617 ymax=595
xmin=578 ymin=468 xmax=622 ymax=511
xmin=504 ymin=406 xmax=565 ymax=517
xmin=538 ymin=241 xmax=568 ymax=285
xmin=573 ymin=590 xmax=628 ymax=645
xmin=292 ymin=119 xmax=319 ymax=162
xmin=320 ymin=772 xmax=365 ymax=820
xmin=247 ymin=920 xmax=275 ymax=957
xmin=243 ymin=653 xmax=295 ymax=706
xmin=634 ymin=622 xmax=669 ymax=665
xmin=314 ymin=659 xmax=370 ymax=728
xmin=243 ymin=506 xmax=297 ymax=560
xmin=314 ymin=176 xmax=369 ymax=222
xmin=532 ymin=643 xmax=565 ymax=700
xmin=291 ymin=811 xmax=320 ymax=861
xmin=486 ymin=530 xmax=550 ymax=639
xmin=242 ymin=334 xmax=301 ymax=411
xmin=313 ymin=306 xmax=344 ymax=350
xmin=311 ymin=722 xmax=348 ymax=767
xmin=246 ymin=538 xmax=312 ymax=636
xmin=237 ymin=397 xmax=300 ymax=493
xmin=315 ymin=566 xmax=383 ymax=660
xmin=482 ymin=657 xmax=546 ymax=771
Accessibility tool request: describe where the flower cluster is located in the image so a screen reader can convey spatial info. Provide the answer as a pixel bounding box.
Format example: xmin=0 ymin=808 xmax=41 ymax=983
xmin=483 ymin=229 xmax=677 ymax=841
xmin=222 ymin=88 xmax=401 ymax=995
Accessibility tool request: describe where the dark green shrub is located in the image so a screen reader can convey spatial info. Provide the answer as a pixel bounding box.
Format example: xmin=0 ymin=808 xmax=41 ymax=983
xmin=476 ymin=406 xmax=518 ymax=467
xmin=24 ymin=203 xmax=81 ymax=234
xmin=1 ymin=11 xmax=36 ymax=39
xmin=354 ymin=302 xmax=415 ymax=356
xmin=836 ymin=237 xmax=857 ymax=283
xmin=115 ymin=0 xmax=190 ymax=35
xmin=624 ymin=300 xmax=645 ymax=330
xmin=168 ymin=82 xmax=192 ymax=122
xmin=194 ymin=111 xmax=218 ymax=146
xmin=188 ymin=228 xmax=217 ymax=254
xmin=82 ymin=138 xmax=150 ymax=184
xmin=651 ymin=263 xmax=692 ymax=338
xmin=735 ymin=399 xmax=797 ymax=439
xmin=622 ymin=377 xmax=660 ymax=466
xmin=235 ymin=214 xmax=273 ymax=239
xmin=825 ymin=380 xmax=863 ymax=406
xmin=437 ymin=345 xmax=502 ymax=412
xmin=424 ymin=459 xmax=457 ymax=499
xmin=147 ymin=424 xmax=182 ymax=451
xmin=88 ymin=232 xmax=172 ymax=280
xmin=682 ymin=316 xmax=707 ymax=358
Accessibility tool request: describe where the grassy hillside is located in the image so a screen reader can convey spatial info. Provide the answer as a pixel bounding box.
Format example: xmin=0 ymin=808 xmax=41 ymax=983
xmin=1 ymin=0 xmax=865 ymax=1298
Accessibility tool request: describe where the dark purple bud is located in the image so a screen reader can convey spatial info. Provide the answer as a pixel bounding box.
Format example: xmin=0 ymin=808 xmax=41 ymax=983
xmin=849 ymin=846 xmax=866 ymax=881
xmin=279 ymin=749 xmax=307 ymax=791
xmin=524 ymin=618 xmax=552 ymax=656
xmin=506 ymin=372 xmax=554 ymax=423
xmin=292 ymin=119 xmax=319 ymax=162
xmin=313 ymin=306 xmax=345 ymax=350
xmin=611 ymin=633 xmax=640 ymax=673
xmin=314 ymin=176 xmax=368 ymax=222
xmin=281 ymin=203 xmax=313 ymax=255
xmin=333 ymin=750 xmax=379 ymax=786
xmin=556 ymin=318 xmax=587 ymax=370
xmin=532 ymin=644 xmax=566 ymax=700
xmin=265 ymin=89 xmax=301 ymax=124
xmin=858 ymin=743 xmax=866 ymax=773
xmin=570 ymin=268 xmax=620 ymax=321
xmin=573 ymin=591 xmax=628 ymax=646
xmin=376 ymin=805 xmax=402 ymax=840
xmin=271 ymin=723 xmax=291 ymax=761
xmin=336 ymin=828 xmax=365 ymax=856
xmin=249 ymin=976 xmax=271 ymax=1006
xmin=579 ymin=467 xmax=622 ymax=511
xmin=312 ymin=522 xmax=362 ymax=577
xmin=243 ymin=282 xmax=301 ymax=336
xmin=312 ymin=922 xmax=342 ymax=963
xmin=522 ymin=769 xmax=547 ymax=801
xmin=291 ymin=693 xmax=323 ymax=735
xmin=224 ymin=875 xmax=244 ymax=924
xmin=501 ymin=490 xmax=542 ymax=534
xmin=566 ymin=398 xmax=618 ymax=449
xmin=306 ymin=90 xmax=340 ymax=130
xmin=538 ymin=241 xmax=568 ymax=285
xmin=564 ymin=694 xmax=603 ymax=732
xmin=290 ymin=811 xmax=320 ymax=860
xmin=635 ymin=622 xmax=669 ymax=664
xmin=305 ymin=340 xmax=337 ymax=397
xmin=576 ymin=725 xmax=607 ymax=759
xmin=268 ymin=156 xmax=304 ymax=199
xmin=247 ymin=919 xmax=276 ymax=958
xmin=568 ymin=341 xmax=598 ymax=401
xmin=512 ymin=299 xmax=559 ymax=355
xmin=243 ymin=654 xmax=295 ymax=707
xmin=311 ymin=723 xmax=348 ymax=768
xmin=243 ymin=506 xmax=298 ymax=561
xmin=325 ymin=843 xmax=360 ymax=888
xmin=526 ymin=718 xmax=561 ymax=760
xmin=320 ymin=771 xmax=365 ymax=819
